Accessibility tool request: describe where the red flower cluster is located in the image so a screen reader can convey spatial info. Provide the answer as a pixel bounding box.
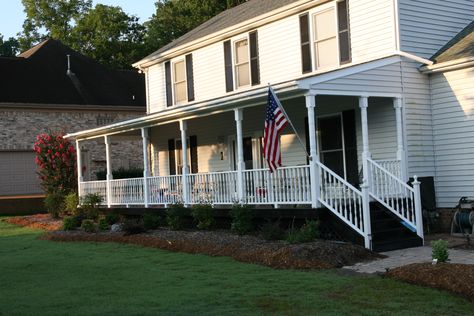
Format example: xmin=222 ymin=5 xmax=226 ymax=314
xmin=34 ymin=132 xmax=77 ymax=194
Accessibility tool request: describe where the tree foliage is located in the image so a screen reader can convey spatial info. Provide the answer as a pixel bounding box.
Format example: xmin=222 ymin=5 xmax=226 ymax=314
xmin=145 ymin=0 xmax=247 ymax=52
xmin=0 ymin=34 xmax=20 ymax=57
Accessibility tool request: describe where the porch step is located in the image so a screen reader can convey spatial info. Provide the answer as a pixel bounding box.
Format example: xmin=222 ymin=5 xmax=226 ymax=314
xmin=370 ymin=202 xmax=423 ymax=252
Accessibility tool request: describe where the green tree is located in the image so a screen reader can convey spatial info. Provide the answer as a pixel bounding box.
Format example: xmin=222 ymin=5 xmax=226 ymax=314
xmin=145 ymin=0 xmax=247 ymax=52
xmin=0 ymin=34 xmax=20 ymax=57
xmin=70 ymin=4 xmax=146 ymax=69
xmin=20 ymin=0 xmax=92 ymax=46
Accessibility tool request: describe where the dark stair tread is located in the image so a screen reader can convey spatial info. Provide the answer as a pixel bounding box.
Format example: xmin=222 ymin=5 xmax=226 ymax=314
xmin=372 ymin=236 xmax=423 ymax=252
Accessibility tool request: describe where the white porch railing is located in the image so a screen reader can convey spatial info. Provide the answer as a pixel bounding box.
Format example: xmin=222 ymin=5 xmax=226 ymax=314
xmin=242 ymin=165 xmax=311 ymax=205
xmin=367 ymin=158 xmax=423 ymax=238
xmin=187 ymin=171 xmax=238 ymax=205
xmin=148 ymin=175 xmax=182 ymax=205
xmin=79 ymin=180 xmax=107 ymax=205
xmin=110 ymin=178 xmax=144 ymax=205
xmin=375 ymin=159 xmax=401 ymax=179
xmin=317 ymin=161 xmax=367 ymax=237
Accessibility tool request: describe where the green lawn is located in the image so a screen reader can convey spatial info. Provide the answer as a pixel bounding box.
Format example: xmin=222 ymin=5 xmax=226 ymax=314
xmin=1 ymin=220 xmax=473 ymax=316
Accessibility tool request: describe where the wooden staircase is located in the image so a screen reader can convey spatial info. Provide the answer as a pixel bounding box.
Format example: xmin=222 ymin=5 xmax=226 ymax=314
xmin=370 ymin=202 xmax=423 ymax=252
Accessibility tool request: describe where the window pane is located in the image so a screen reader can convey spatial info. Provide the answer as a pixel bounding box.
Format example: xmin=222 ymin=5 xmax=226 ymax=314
xmin=321 ymin=151 xmax=344 ymax=178
xmin=237 ymin=63 xmax=250 ymax=87
xmin=314 ymin=9 xmax=336 ymax=41
xmin=316 ymin=38 xmax=338 ymax=68
xmin=174 ymin=61 xmax=185 ymax=82
xmin=175 ymin=82 xmax=187 ymax=102
xmin=339 ymin=31 xmax=350 ymax=63
xmin=319 ymin=116 xmax=343 ymax=151
xmin=337 ymin=0 xmax=348 ymax=31
xmin=235 ymin=39 xmax=249 ymax=64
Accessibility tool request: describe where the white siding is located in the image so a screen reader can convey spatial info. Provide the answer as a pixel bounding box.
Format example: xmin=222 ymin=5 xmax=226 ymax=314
xmin=401 ymin=60 xmax=435 ymax=177
xmin=148 ymin=63 xmax=166 ymax=113
xmin=431 ymin=67 xmax=474 ymax=208
xmin=398 ymin=0 xmax=474 ymax=59
xmin=193 ymin=42 xmax=226 ymax=102
xmin=350 ymin=0 xmax=396 ymax=61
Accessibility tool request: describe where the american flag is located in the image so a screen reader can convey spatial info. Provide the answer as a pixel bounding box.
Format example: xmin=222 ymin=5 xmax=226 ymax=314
xmin=263 ymin=87 xmax=288 ymax=172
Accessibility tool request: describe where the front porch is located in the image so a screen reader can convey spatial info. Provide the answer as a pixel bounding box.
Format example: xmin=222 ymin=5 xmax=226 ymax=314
xmin=70 ymin=88 xmax=423 ymax=250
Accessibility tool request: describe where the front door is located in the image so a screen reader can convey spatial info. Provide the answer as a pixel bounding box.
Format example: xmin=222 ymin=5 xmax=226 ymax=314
xmin=230 ymin=136 xmax=263 ymax=170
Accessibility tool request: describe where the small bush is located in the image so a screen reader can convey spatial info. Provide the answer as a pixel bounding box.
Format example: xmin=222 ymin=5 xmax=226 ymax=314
xmin=63 ymin=192 xmax=79 ymax=215
xmin=96 ymin=167 xmax=144 ymax=180
xmin=230 ymin=204 xmax=253 ymax=235
xmin=432 ymin=239 xmax=449 ymax=263
xmin=260 ymin=220 xmax=284 ymax=241
xmin=62 ymin=216 xmax=79 ymax=231
xmin=81 ymin=193 xmax=102 ymax=220
xmin=105 ymin=213 xmax=120 ymax=225
xmin=122 ymin=218 xmax=145 ymax=235
xmin=98 ymin=218 xmax=109 ymax=231
xmin=191 ymin=204 xmax=215 ymax=230
xmin=166 ymin=204 xmax=189 ymax=230
xmin=143 ymin=213 xmax=161 ymax=230
xmin=287 ymin=220 xmax=320 ymax=244
xmin=44 ymin=192 xmax=65 ymax=218
xmin=81 ymin=219 xmax=96 ymax=233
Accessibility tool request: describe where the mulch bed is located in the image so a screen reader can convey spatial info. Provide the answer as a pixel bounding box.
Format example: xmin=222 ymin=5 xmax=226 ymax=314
xmin=386 ymin=263 xmax=474 ymax=302
xmin=4 ymin=214 xmax=62 ymax=231
xmin=40 ymin=229 xmax=382 ymax=270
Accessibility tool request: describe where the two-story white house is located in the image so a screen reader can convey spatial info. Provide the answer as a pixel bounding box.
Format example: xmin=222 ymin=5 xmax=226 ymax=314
xmin=65 ymin=0 xmax=474 ymax=251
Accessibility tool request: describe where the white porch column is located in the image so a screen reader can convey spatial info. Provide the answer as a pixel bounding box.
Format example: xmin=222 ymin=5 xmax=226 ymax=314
xmin=305 ymin=93 xmax=320 ymax=208
xmin=234 ymin=108 xmax=245 ymax=203
xmin=141 ymin=128 xmax=150 ymax=208
xmin=359 ymin=96 xmax=371 ymax=185
xmin=179 ymin=120 xmax=190 ymax=206
xmin=104 ymin=135 xmax=113 ymax=208
xmin=76 ymin=140 xmax=83 ymax=198
xmin=394 ymin=97 xmax=407 ymax=181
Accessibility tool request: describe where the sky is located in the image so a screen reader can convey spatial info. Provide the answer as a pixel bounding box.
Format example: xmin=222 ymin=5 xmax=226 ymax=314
xmin=0 ymin=0 xmax=156 ymax=39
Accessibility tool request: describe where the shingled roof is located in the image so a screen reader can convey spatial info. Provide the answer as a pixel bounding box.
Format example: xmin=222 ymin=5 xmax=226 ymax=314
xmin=0 ymin=39 xmax=146 ymax=106
xmin=143 ymin=0 xmax=301 ymax=60
xmin=431 ymin=21 xmax=474 ymax=64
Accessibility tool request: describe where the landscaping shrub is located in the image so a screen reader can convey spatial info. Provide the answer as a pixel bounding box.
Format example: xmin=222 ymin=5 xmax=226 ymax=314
xmin=81 ymin=193 xmax=102 ymax=220
xmin=44 ymin=192 xmax=65 ymax=218
xmin=96 ymin=167 xmax=144 ymax=180
xmin=105 ymin=212 xmax=120 ymax=225
xmin=230 ymin=204 xmax=253 ymax=235
xmin=64 ymin=192 xmax=79 ymax=215
xmin=62 ymin=216 xmax=79 ymax=231
xmin=81 ymin=219 xmax=96 ymax=233
xmin=122 ymin=218 xmax=145 ymax=235
xmin=166 ymin=204 xmax=189 ymax=230
xmin=33 ymin=131 xmax=77 ymax=194
xmin=191 ymin=204 xmax=215 ymax=230
xmin=260 ymin=220 xmax=284 ymax=241
xmin=287 ymin=220 xmax=320 ymax=244
xmin=143 ymin=213 xmax=161 ymax=230
xmin=98 ymin=218 xmax=109 ymax=231
xmin=432 ymin=239 xmax=449 ymax=263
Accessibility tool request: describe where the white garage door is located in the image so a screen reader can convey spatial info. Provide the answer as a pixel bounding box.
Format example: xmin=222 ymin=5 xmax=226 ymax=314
xmin=0 ymin=151 xmax=42 ymax=196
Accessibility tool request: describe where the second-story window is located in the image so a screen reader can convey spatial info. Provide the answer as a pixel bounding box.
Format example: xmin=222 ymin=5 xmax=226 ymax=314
xmin=224 ymin=30 xmax=259 ymax=92
xmin=173 ymin=60 xmax=187 ymax=104
xmin=313 ymin=8 xmax=338 ymax=69
xmin=235 ymin=39 xmax=250 ymax=88
xmin=165 ymin=54 xmax=194 ymax=107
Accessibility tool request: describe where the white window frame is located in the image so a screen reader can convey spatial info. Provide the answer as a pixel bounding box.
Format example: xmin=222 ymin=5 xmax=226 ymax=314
xmin=171 ymin=59 xmax=187 ymax=105
xmin=174 ymin=137 xmax=191 ymax=175
xmin=232 ymin=36 xmax=251 ymax=89
xmin=312 ymin=6 xmax=340 ymax=70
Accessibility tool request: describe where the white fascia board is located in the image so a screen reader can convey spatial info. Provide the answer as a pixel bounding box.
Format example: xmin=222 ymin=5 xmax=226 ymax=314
xmin=297 ymin=55 xmax=402 ymax=89
xmin=133 ymin=0 xmax=330 ymax=69
xmin=420 ymin=57 xmax=474 ymax=74
xmin=66 ymin=81 xmax=300 ymax=141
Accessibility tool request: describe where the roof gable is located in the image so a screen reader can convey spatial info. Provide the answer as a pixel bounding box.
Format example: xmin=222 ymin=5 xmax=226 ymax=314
xmin=431 ymin=21 xmax=474 ymax=64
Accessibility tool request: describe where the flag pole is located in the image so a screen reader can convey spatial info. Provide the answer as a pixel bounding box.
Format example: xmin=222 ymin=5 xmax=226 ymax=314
xmin=268 ymin=84 xmax=311 ymax=159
